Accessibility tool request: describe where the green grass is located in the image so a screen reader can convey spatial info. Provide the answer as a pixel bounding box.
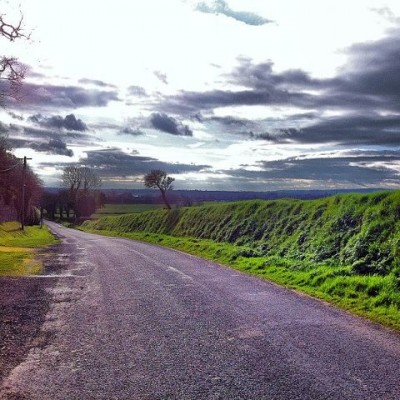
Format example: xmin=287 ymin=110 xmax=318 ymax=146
xmin=91 ymin=203 xmax=163 ymax=218
xmin=0 ymin=221 xmax=58 ymax=276
xmin=81 ymin=191 xmax=400 ymax=330
xmin=84 ymin=191 xmax=400 ymax=275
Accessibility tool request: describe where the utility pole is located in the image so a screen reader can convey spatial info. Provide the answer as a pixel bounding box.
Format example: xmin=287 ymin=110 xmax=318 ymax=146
xmin=21 ymin=156 xmax=32 ymax=231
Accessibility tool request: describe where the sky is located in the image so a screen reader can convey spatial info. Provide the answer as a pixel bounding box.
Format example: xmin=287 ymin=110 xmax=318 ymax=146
xmin=1 ymin=0 xmax=400 ymax=191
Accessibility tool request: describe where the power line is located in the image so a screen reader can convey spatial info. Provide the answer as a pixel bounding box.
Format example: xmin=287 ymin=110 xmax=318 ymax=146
xmin=0 ymin=161 xmax=21 ymax=173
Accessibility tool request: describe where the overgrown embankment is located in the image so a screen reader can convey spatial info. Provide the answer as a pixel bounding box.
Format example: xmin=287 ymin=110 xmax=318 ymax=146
xmin=82 ymin=191 xmax=400 ymax=329
xmin=0 ymin=222 xmax=58 ymax=275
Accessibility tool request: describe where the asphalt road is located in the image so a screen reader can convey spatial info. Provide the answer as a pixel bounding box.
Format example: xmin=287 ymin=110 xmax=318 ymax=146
xmin=1 ymin=221 xmax=400 ymax=399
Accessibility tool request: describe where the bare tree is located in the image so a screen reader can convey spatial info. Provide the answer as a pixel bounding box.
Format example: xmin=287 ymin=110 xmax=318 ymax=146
xmin=0 ymin=9 xmax=29 ymax=104
xmin=62 ymin=166 xmax=102 ymax=219
xmin=144 ymin=169 xmax=175 ymax=209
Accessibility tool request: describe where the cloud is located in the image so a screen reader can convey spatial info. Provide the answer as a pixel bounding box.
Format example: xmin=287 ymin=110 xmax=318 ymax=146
xmin=29 ymin=113 xmax=88 ymax=131
xmin=262 ymin=114 xmax=400 ymax=146
xmin=119 ymin=126 xmax=145 ymax=136
xmin=127 ymin=85 xmax=148 ymax=97
xmin=32 ymin=139 xmax=74 ymax=157
xmin=78 ymin=78 xmax=117 ymax=88
xmin=228 ymin=58 xmax=325 ymax=90
xmin=9 ymin=137 xmax=73 ymax=157
xmin=371 ymin=7 xmax=400 ymax=24
xmin=21 ymin=125 xmax=97 ymax=146
xmin=159 ymin=88 xmax=301 ymax=115
xmin=0 ymin=121 xmax=9 ymax=134
xmin=337 ymin=30 xmax=400 ymax=105
xmin=223 ymin=151 xmax=400 ymax=188
xmin=4 ymin=119 xmax=98 ymax=149
xmin=9 ymin=82 xmax=120 ymax=110
xmin=208 ymin=115 xmax=252 ymax=128
xmin=150 ymin=113 xmax=193 ymax=136
xmin=158 ymin=59 xmax=319 ymax=114
xmin=153 ymin=71 xmax=168 ymax=84
xmin=157 ymin=28 xmax=400 ymax=150
xmin=196 ymin=0 xmax=272 ymax=26
xmin=81 ymin=148 xmax=208 ymax=174
xmin=7 ymin=111 xmax=24 ymax=120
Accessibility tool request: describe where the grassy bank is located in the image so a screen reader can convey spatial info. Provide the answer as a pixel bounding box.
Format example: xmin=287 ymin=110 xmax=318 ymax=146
xmin=0 ymin=222 xmax=58 ymax=276
xmin=82 ymin=191 xmax=400 ymax=329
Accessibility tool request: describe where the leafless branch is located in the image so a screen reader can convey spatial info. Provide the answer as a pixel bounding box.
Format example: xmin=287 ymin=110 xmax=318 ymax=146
xmin=0 ymin=56 xmax=26 ymax=103
xmin=0 ymin=12 xmax=29 ymax=42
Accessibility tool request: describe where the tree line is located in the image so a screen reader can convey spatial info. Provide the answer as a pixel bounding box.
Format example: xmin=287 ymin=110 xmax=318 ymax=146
xmin=41 ymin=166 xmax=105 ymax=222
xmin=0 ymin=141 xmax=41 ymax=225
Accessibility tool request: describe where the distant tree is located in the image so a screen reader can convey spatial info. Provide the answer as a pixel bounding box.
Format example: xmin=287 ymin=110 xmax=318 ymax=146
xmin=62 ymin=166 xmax=101 ymax=219
xmin=144 ymin=169 xmax=175 ymax=209
xmin=96 ymin=191 xmax=106 ymax=208
xmin=41 ymin=191 xmax=58 ymax=220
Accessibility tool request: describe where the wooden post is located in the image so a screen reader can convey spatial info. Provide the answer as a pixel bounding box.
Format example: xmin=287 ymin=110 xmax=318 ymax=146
xmin=20 ymin=156 xmax=32 ymax=231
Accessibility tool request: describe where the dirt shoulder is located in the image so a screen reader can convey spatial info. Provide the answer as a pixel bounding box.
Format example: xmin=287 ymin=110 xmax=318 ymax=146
xmin=0 ymin=245 xmax=62 ymax=385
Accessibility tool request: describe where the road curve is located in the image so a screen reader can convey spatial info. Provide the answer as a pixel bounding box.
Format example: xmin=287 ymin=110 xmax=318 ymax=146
xmin=1 ymin=221 xmax=400 ymax=399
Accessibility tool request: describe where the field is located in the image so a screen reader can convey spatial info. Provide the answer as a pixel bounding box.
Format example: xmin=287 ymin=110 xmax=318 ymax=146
xmin=82 ymin=191 xmax=400 ymax=329
xmin=0 ymin=222 xmax=58 ymax=276
xmin=91 ymin=203 xmax=162 ymax=218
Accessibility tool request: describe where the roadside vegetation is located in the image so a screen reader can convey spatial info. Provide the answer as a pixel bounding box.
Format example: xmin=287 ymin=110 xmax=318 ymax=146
xmin=82 ymin=191 xmax=400 ymax=329
xmin=0 ymin=222 xmax=58 ymax=276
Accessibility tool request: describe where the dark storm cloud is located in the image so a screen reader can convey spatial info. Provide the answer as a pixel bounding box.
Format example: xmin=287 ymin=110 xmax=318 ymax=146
xmin=252 ymin=114 xmax=400 ymax=146
xmin=196 ymin=0 xmax=272 ymax=26
xmin=224 ymin=152 xmax=400 ymax=186
xmin=337 ymin=32 xmax=400 ymax=104
xmin=150 ymin=113 xmax=193 ymax=136
xmin=9 ymin=137 xmax=73 ymax=157
xmin=10 ymin=122 xmax=98 ymax=147
xmin=228 ymin=59 xmax=326 ymax=90
xmin=159 ymin=88 xmax=309 ymax=114
xmin=127 ymin=85 xmax=148 ymax=97
xmin=32 ymin=139 xmax=74 ymax=157
xmin=11 ymin=82 xmax=120 ymax=109
xmin=29 ymin=113 xmax=88 ymax=131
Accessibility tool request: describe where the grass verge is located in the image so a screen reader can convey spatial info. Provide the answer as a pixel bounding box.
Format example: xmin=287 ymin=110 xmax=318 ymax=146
xmin=80 ymin=226 xmax=400 ymax=331
xmin=0 ymin=222 xmax=58 ymax=276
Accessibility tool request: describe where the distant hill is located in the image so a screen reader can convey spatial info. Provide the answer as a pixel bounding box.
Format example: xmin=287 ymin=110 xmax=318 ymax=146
xmin=45 ymin=187 xmax=389 ymax=204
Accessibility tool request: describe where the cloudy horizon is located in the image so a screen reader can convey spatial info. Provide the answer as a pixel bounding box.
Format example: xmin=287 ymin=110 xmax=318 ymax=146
xmin=1 ymin=0 xmax=400 ymax=191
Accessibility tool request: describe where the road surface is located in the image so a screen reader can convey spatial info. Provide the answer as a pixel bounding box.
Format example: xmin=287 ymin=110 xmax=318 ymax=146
xmin=1 ymin=221 xmax=400 ymax=399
